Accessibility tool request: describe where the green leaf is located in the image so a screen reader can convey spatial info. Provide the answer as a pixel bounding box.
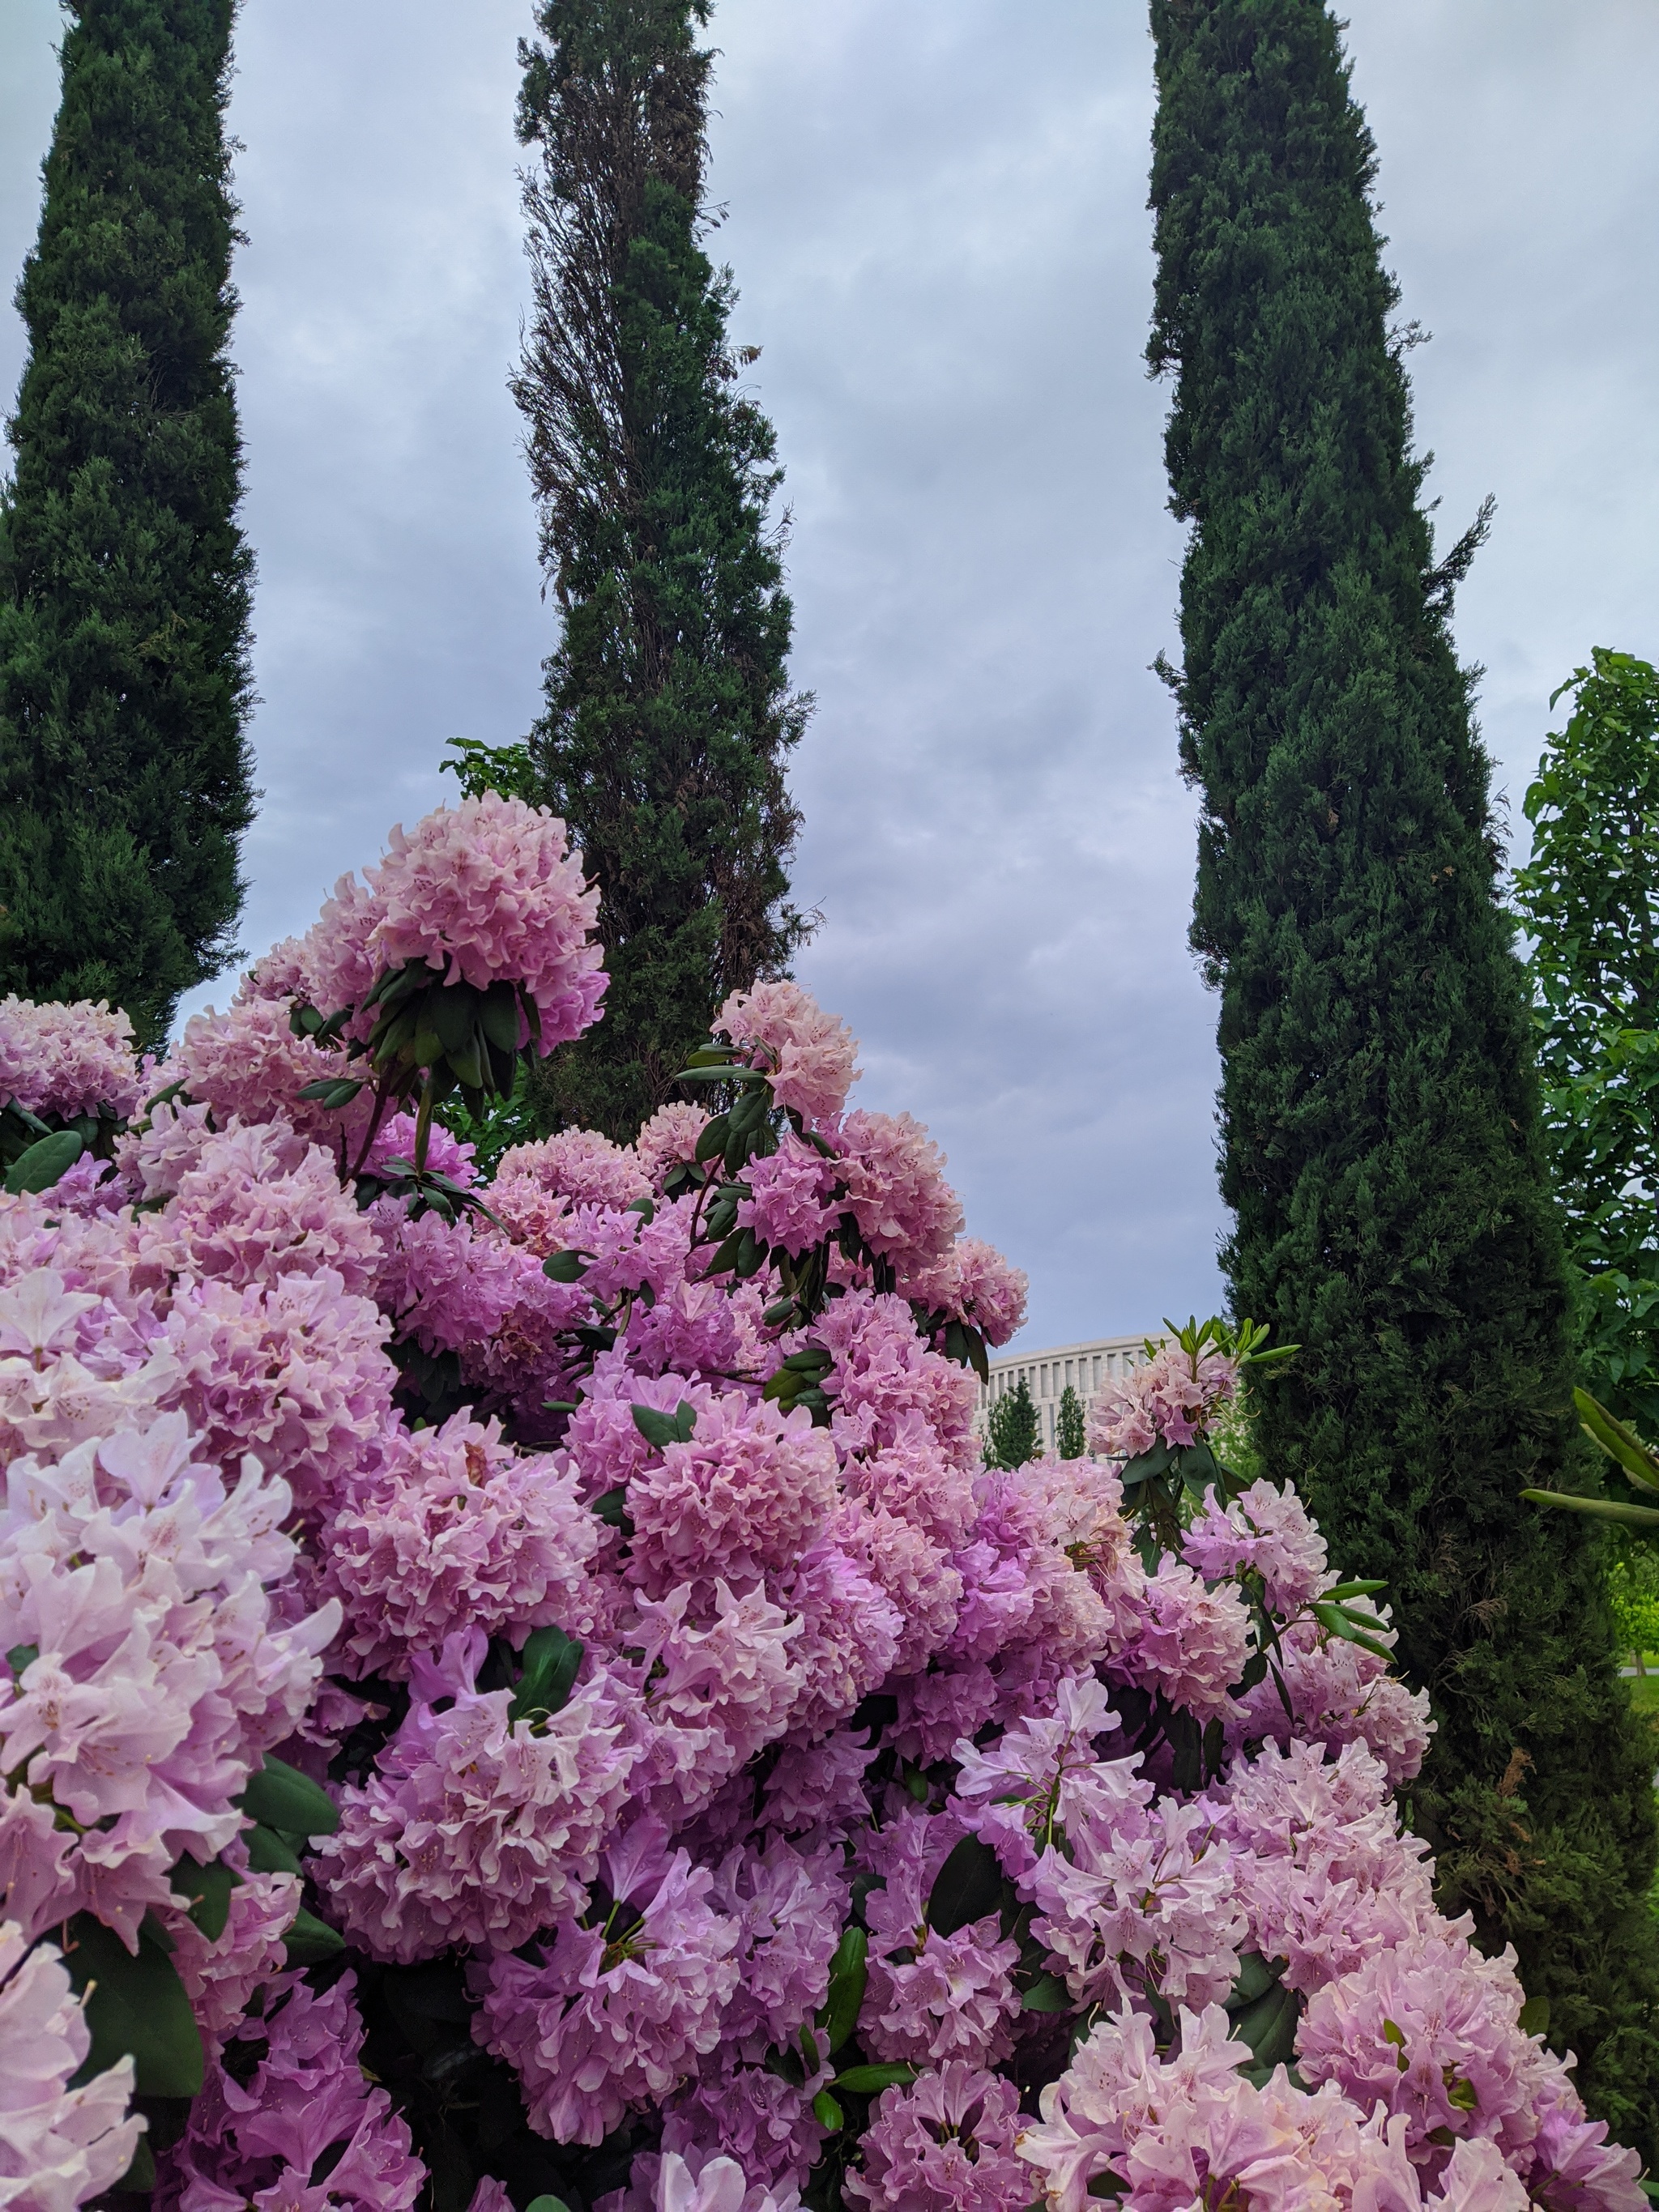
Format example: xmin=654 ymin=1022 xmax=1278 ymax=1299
xmin=64 ymin=1914 xmax=203 ymax=2098
xmin=834 ymin=2063 xmax=918 ymax=2095
xmin=1021 ymin=1972 xmax=1072 ymax=2012
xmin=170 ymin=1854 xmax=240 ymax=1942
xmin=525 ymin=2198 xmax=575 ymax=2212
xmin=542 ymin=1248 xmax=590 ymax=1283
xmin=510 ymin=1625 xmax=584 ymax=1727
xmin=4 ymin=1128 xmax=83 ymax=1195
xmin=6 ymin=1642 xmax=38 ymax=1677
xmin=1325 ymin=1579 xmax=1388 ymax=1600
xmin=694 ymin=1113 xmax=731 ymax=1162
xmin=1521 ymin=1487 xmax=1659 ymax=1529
xmin=812 ymin=2091 xmax=846 ymax=2131
xmin=480 ymin=982 xmax=522 ymax=1053
xmin=117 ymin=2136 xmax=157 ymax=2193
xmin=591 ymin=1485 xmax=631 ymax=1529
xmin=926 ymin=1833 xmax=1005 ymax=1937
xmin=1226 ymin=1951 xmax=1284 ymax=2009
xmin=240 ymin=1754 xmax=340 ymax=1838
xmin=1382 ymin=2017 xmax=1406 ymax=2048
xmin=1575 ymin=1387 xmax=1659 ymax=1493
xmin=1230 ymin=1981 xmax=1301 ymax=2069
xmin=1447 ymin=2075 xmax=1478 ymax=2112
xmin=627 ymin=1399 xmax=700 ymax=1446
xmin=243 ymin=1822 xmax=303 ymax=1877
xmin=817 ymin=1924 xmax=868 ymax=2053
xmin=1517 ymin=1994 xmax=1550 ymax=2037
xmin=284 ymin=1907 xmax=346 ymax=1965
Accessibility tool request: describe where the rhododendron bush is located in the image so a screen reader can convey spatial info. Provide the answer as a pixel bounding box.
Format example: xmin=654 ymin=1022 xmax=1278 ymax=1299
xmin=0 ymin=796 xmax=1642 ymax=2212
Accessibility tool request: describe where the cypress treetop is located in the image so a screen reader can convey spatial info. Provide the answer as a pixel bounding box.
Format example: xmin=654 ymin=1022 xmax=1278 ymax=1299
xmin=512 ymin=0 xmax=809 ymax=1142
xmin=0 ymin=0 xmax=256 ymax=1048
xmin=1149 ymin=0 xmax=1659 ymax=2144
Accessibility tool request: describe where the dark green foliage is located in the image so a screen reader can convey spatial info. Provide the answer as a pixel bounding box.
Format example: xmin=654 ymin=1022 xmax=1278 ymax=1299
xmin=985 ymin=1376 xmax=1039 ymax=1471
xmin=1512 ymin=652 xmax=1659 ymax=1430
xmin=0 ymin=0 xmax=256 ymax=1048
xmin=1149 ymin=0 xmax=1659 ymax=2144
xmin=512 ymin=0 xmax=809 ymax=1141
xmin=1056 ymin=1382 xmax=1086 ymax=1460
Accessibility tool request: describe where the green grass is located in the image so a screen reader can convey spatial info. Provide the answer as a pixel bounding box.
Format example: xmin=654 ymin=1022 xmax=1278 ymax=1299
xmin=1631 ymin=1674 xmax=1659 ymax=1711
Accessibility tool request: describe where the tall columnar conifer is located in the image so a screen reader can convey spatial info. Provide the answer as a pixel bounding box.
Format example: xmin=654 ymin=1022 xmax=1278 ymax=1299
xmin=0 ymin=0 xmax=255 ymax=1049
xmin=512 ymin=0 xmax=808 ymax=1142
xmin=1148 ymin=0 xmax=1659 ymax=2142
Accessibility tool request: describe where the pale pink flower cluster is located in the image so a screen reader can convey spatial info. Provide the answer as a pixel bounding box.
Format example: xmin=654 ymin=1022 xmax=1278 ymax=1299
xmin=0 ymin=846 xmax=1639 ymax=2212
xmin=167 ymin=995 xmax=373 ymax=1155
xmin=0 ymin=1397 xmax=336 ymax=1946
xmin=836 ymin=1110 xmax=964 ymax=1272
xmin=473 ymin=1851 xmax=742 ymax=2144
xmin=738 ymin=1133 xmax=842 ymax=1257
xmin=492 ymin=1128 xmax=650 ymax=1250
xmin=245 ymin=794 xmax=606 ymax=1051
xmin=1018 ymin=2002 xmax=1533 ymax=2212
xmin=1183 ymin=1477 xmax=1332 ymax=1612
xmin=850 ymin=2062 xmax=1030 ymax=2212
xmin=320 ymin=1412 xmax=600 ymax=1674
xmin=160 ymin=1971 xmax=424 ymax=2210
xmin=905 ymin=1236 xmax=1030 ymax=1347
xmin=714 ymin=981 xmax=860 ymax=1122
xmin=1087 ymin=1336 xmax=1238 ymax=1457
xmin=0 ymin=1920 xmax=143 ymax=2208
xmin=634 ymin=1101 xmax=711 ymax=1183
xmin=0 ymin=994 xmax=144 ymax=1122
xmin=318 ymin=1634 xmax=635 ymax=1961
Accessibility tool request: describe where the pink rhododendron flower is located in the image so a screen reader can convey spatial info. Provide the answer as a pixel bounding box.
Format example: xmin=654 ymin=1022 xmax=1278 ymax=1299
xmin=714 ymin=982 xmax=860 ymax=1123
xmin=0 ymin=1408 xmax=337 ymax=1947
xmin=321 ymin=1412 xmax=600 ymax=1674
xmin=738 ymin=1134 xmax=842 ymax=1257
xmin=904 ymin=1237 xmax=1030 ymax=1346
xmin=473 ymin=1852 xmax=741 ymax=2144
xmin=1102 ymin=1554 xmax=1251 ymax=1720
xmin=0 ymin=1918 xmax=142 ymax=2209
xmin=817 ymin=1291 xmax=980 ymax=1473
xmin=168 ymin=997 xmax=373 ymax=1156
xmin=492 ymin=1128 xmax=650 ymax=1248
xmin=1183 ymin=1478 xmax=1331 ymax=1614
xmin=834 ymin=1110 xmax=963 ymax=1270
xmin=0 ymin=995 xmax=143 ymax=1123
xmin=1229 ymin=1610 xmax=1434 ymax=1786
xmin=635 ymin=1102 xmax=712 ymax=1184
xmin=849 ymin=2062 xmax=1030 ymax=2212
xmin=367 ymin=794 xmax=606 ymax=1040
xmin=363 ymin=1109 xmax=477 ymax=1187
xmin=1200 ymin=1739 xmax=1437 ymax=1994
xmin=662 ymin=2057 xmax=827 ymax=2195
xmin=318 ymin=1635 xmax=636 ymax=1961
xmin=1298 ymin=1927 xmax=1550 ymax=2173
xmin=158 ymin=1971 xmax=424 ymax=2211
xmin=1087 ymin=1338 xmax=1237 ymax=1458
xmin=628 ymin=1390 xmax=839 ymax=1596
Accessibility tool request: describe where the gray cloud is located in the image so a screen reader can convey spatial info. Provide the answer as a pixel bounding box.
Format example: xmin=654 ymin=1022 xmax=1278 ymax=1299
xmin=1 ymin=1 xmax=1655 ymax=1350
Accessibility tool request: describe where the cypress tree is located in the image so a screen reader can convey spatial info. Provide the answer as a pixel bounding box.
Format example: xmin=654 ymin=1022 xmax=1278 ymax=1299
xmin=1149 ymin=0 xmax=1659 ymax=2142
xmin=985 ymin=1378 xmax=1040 ymax=1473
xmin=0 ymin=0 xmax=255 ymax=1049
xmin=1057 ymin=1382 xmax=1086 ymax=1460
xmin=512 ymin=0 xmax=809 ymax=1143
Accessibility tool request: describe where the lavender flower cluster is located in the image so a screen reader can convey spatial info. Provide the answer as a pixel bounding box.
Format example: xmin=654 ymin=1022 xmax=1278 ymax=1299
xmin=0 ymin=798 xmax=1641 ymax=2212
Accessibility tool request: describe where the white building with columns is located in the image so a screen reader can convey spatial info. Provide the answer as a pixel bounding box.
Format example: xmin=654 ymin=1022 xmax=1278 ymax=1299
xmin=976 ymin=1332 xmax=1162 ymax=1455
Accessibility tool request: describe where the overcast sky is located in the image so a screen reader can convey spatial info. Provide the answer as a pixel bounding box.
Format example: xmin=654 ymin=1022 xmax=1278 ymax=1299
xmin=2 ymin=1 xmax=1657 ymax=1352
